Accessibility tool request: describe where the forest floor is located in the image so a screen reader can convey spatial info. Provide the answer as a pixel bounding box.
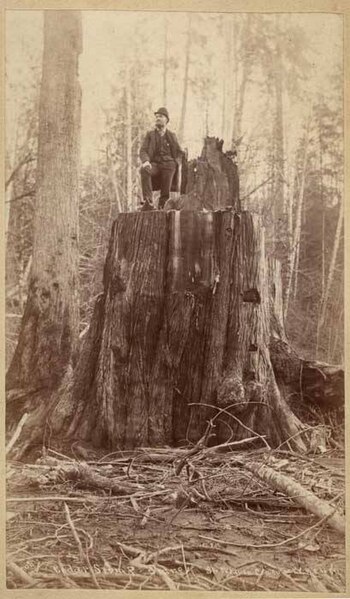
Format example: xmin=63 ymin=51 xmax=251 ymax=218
xmin=6 ymin=438 xmax=346 ymax=593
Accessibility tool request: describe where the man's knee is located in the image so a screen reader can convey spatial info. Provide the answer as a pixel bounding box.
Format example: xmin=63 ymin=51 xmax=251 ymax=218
xmin=140 ymin=165 xmax=151 ymax=177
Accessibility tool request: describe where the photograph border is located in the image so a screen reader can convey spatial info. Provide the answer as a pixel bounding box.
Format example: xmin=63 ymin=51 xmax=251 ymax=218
xmin=1 ymin=1 xmax=349 ymax=598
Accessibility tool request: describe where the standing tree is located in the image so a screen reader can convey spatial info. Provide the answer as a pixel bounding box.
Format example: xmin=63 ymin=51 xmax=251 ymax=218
xmin=231 ymin=14 xmax=252 ymax=145
xmin=285 ymin=86 xmax=343 ymax=363
xmin=178 ymin=14 xmax=192 ymax=145
xmin=6 ymin=11 xmax=82 ymax=398
xmin=5 ymin=72 xmax=39 ymax=368
xmin=162 ymin=16 xmax=168 ymax=106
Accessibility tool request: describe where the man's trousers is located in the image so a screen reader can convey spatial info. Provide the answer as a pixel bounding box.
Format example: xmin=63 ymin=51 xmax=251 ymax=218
xmin=140 ymin=162 xmax=177 ymax=209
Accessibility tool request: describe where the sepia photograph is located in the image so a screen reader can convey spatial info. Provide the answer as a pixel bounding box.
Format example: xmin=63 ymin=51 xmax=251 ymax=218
xmin=4 ymin=4 xmax=346 ymax=594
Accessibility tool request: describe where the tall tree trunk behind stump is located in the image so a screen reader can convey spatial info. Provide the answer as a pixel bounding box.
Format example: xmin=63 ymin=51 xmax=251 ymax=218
xmin=6 ymin=11 xmax=82 ymax=395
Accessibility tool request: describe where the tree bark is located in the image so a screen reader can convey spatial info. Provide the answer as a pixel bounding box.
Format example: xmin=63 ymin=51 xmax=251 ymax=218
xmin=7 ymin=138 xmax=343 ymax=458
xmin=285 ymin=116 xmax=311 ymax=316
xmin=319 ymin=196 xmax=343 ymax=329
xmin=231 ymin=15 xmax=251 ymax=146
xmin=6 ymin=11 xmax=82 ymax=394
xmin=162 ymin=16 xmax=168 ymax=107
xmin=165 ymin=137 xmax=240 ymax=212
xmin=125 ymin=63 xmax=133 ymax=211
xmin=64 ymin=207 xmax=308 ymax=451
xmin=178 ymin=14 xmax=192 ymax=145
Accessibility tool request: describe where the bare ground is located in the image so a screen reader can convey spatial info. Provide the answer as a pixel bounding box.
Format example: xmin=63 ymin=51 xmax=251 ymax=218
xmin=6 ymin=441 xmax=345 ymax=593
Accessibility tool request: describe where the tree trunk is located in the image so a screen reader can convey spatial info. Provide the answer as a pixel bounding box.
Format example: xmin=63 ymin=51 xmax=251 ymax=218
xmin=178 ymin=15 xmax=192 ymax=145
xmin=106 ymin=146 xmax=122 ymax=214
xmin=272 ymin=17 xmax=289 ymax=306
xmin=125 ymin=63 xmax=133 ymax=211
xmin=231 ymin=15 xmax=251 ymax=146
xmin=5 ymin=98 xmax=20 ymax=235
xmin=65 ymin=206 xmax=308 ymax=451
xmin=7 ymin=139 xmax=343 ymax=458
xmin=319 ymin=196 xmax=343 ymax=329
xmin=162 ymin=16 xmax=168 ymax=107
xmin=285 ymin=116 xmax=311 ymax=316
xmin=220 ymin=17 xmax=229 ymax=141
xmin=229 ymin=19 xmax=239 ymax=146
xmin=6 ymin=11 xmax=82 ymax=395
xmin=64 ymin=211 xmax=301 ymax=448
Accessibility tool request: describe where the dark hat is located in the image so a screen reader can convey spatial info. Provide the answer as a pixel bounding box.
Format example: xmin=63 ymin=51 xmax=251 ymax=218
xmin=154 ymin=107 xmax=169 ymax=121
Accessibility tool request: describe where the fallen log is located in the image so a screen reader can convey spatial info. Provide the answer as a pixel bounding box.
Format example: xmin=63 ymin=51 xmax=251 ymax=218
xmin=268 ymin=258 xmax=344 ymax=413
xmin=245 ymin=460 xmax=345 ymax=535
xmin=27 ymin=459 xmax=142 ymax=495
xmin=270 ymin=339 xmax=344 ymax=412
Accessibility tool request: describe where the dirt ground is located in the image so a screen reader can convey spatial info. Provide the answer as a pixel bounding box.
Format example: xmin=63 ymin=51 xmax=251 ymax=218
xmin=6 ymin=444 xmax=346 ymax=592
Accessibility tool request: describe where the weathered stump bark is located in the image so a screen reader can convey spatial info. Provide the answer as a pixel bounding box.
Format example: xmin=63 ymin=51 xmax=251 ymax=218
xmin=164 ymin=137 xmax=240 ymax=212
xmin=65 ymin=210 xmax=307 ymax=450
xmin=7 ymin=133 xmax=343 ymax=458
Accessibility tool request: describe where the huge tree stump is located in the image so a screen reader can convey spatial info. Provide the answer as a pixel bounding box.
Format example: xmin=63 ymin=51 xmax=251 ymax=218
xmin=7 ymin=138 xmax=343 ymax=458
xmin=64 ymin=209 xmax=308 ymax=451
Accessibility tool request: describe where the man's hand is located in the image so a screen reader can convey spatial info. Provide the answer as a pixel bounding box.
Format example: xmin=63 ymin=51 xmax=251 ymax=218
xmin=142 ymin=161 xmax=152 ymax=172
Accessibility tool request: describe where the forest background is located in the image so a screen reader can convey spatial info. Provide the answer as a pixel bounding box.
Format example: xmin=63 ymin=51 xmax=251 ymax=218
xmin=5 ymin=10 xmax=344 ymax=368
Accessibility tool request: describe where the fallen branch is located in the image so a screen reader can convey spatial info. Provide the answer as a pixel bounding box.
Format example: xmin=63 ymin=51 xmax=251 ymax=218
xmin=64 ymin=502 xmax=100 ymax=589
xmin=33 ymin=461 xmax=143 ymax=495
xmin=199 ymin=504 xmax=342 ymax=550
xmin=245 ymin=461 xmax=345 ymax=534
xmin=5 ymin=188 xmax=36 ymax=203
xmin=116 ymin=542 xmax=177 ymax=590
xmin=241 ymin=175 xmax=274 ymax=200
xmin=7 ymin=561 xmax=36 ymax=586
xmin=175 ymin=420 xmax=216 ymax=476
xmin=235 ymin=560 xmax=309 ymax=593
xmin=5 ymin=154 xmax=36 ymax=190
xmin=6 ymin=413 xmax=28 ymax=455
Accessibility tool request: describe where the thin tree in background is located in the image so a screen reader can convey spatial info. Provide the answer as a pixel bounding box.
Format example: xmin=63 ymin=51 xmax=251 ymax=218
xmin=273 ymin=16 xmax=285 ymax=208
xmin=106 ymin=143 xmax=122 ymax=214
xmin=5 ymin=99 xmax=19 ymax=235
xmin=229 ymin=18 xmax=239 ymax=145
xmin=318 ymin=195 xmax=343 ymax=330
xmin=272 ymin=15 xmax=289 ymax=308
xmin=6 ymin=11 xmax=82 ymax=392
xmin=220 ymin=16 xmax=228 ymax=140
xmin=231 ymin=15 xmax=252 ymax=146
xmin=178 ymin=14 xmax=192 ymax=145
xmin=125 ymin=62 xmax=133 ymax=210
xmin=162 ymin=16 xmax=168 ymax=106
xmin=285 ymin=113 xmax=311 ymax=314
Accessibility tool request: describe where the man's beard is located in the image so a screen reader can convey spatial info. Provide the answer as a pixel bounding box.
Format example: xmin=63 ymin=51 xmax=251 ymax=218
xmin=155 ymin=122 xmax=165 ymax=130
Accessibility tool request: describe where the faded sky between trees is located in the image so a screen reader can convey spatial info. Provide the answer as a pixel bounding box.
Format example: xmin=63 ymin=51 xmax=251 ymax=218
xmin=6 ymin=10 xmax=343 ymax=165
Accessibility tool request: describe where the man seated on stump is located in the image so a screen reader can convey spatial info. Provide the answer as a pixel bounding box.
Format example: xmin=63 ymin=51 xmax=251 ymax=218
xmin=139 ymin=107 xmax=184 ymax=210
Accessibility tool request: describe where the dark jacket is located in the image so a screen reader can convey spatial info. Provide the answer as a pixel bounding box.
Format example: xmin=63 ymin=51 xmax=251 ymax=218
xmin=140 ymin=129 xmax=184 ymax=191
xmin=140 ymin=128 xmax=183 ymax=164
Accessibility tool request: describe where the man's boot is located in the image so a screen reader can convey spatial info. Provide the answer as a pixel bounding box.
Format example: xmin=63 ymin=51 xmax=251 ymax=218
xmin=139 ymin=200 xmax=155 ymax=211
